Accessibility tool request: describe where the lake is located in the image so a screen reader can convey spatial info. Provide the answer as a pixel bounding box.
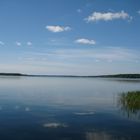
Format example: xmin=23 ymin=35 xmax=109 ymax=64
xmin=0 ymin=76 xmax=140 ymax=140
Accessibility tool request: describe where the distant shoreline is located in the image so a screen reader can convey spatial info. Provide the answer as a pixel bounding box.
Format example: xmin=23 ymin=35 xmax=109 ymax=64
xmin=0 ymin=73 xmax=140 ymax=78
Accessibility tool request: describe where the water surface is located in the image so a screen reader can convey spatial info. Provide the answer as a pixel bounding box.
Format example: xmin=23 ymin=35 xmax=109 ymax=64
xmin=0 ymin=76 xmax=140 ymax=140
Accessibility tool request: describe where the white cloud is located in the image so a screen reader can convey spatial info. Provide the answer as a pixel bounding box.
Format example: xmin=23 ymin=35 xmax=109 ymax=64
xmin=27 ymin=41 xmax=32 ymax=46
xmin=138 ymin=10 xmax=140 ymax=15
xmin=16 ymin=41 xmax=22 ymax=46
xmin=76 ymin=38 xmax=96 ymax=45
xmin=0 ymin=41 xmax=5 ymax=46
xmin=85 ymin=11 xmax=131 ymax=22
xmin=36 ymin=47 xmax=140 ymax=62
xmin=46 ymin=25 xmax=71 ymax=33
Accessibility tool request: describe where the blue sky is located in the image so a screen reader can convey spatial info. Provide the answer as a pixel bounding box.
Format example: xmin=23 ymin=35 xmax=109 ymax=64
xmin=0 ymin=0 xmax=140 ymax=75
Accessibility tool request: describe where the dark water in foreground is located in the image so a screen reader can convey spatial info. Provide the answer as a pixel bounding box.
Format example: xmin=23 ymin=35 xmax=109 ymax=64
xmin=0 ymin=76 xmax=140 ymax=140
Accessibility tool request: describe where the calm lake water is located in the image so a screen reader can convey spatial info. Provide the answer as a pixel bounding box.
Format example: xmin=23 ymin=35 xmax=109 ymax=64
xmin=0 ymin=76 xmax=140 ymax=140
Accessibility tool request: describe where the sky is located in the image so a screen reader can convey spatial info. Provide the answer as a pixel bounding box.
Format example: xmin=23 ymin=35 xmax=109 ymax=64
xmin=0 ymin=0 xmax=140 ymax=75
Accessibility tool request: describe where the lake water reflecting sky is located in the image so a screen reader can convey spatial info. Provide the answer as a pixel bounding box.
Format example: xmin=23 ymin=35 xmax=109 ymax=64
xmin=0 ymin=76 xmax=140 ymax=140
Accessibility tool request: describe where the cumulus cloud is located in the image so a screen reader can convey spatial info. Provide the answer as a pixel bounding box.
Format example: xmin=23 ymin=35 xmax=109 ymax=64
xmin=46 ymin=25 xmax=71 ymax=33
xmin=0 ymin=41 xmax=5 ymax=46
xmin=76 ymin=38 xmax=96 ymax=45
xmin=27 ymin=41 xmax=32 ymax=46
xmin=85 ymin=11 xmax=131 ymax=22
xmin=16 ymin=41 xmax=22 ymax=46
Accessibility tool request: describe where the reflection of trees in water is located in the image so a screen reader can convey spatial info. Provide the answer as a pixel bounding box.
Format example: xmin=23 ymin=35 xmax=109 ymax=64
xmin=118 ymin=91 xmax=140 ymax=119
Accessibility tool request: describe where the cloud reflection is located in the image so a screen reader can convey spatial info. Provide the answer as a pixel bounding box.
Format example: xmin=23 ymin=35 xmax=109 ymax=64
xmin=0 ymin=106 xmax=2 ymax=110
xmin=43 ymin=123 xmax=68 ymax=128
xmin=25 ymin=107 xmax=30 ymax=112
xmin=86 ymin=131 xmax=129 ymax=140
xmin=74 ymin=112 xmax=95 ymax=116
